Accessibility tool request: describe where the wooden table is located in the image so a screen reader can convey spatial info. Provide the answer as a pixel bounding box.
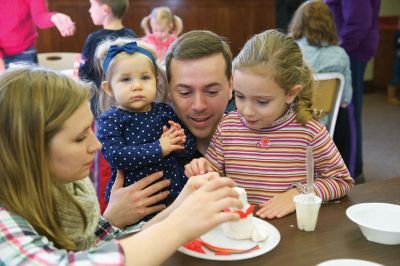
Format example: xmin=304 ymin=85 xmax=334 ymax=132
xmin=163 ymin=177 xmax=400 ymax=266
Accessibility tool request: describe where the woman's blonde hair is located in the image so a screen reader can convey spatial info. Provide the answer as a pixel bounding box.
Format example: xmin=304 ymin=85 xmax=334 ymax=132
xmin=288 ymin=0 xmax=338 ymax=47
xmin=0 ymin=67 xmax=92 ymax=250
xmin=94 ymin=37 xmax=168 ymax=115
xmin=232 ymin=29 xmax=316 ymax=125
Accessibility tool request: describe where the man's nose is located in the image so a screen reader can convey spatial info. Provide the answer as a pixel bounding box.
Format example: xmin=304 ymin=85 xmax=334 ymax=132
xmin=192 ymin=93 xmax=207 ymax=112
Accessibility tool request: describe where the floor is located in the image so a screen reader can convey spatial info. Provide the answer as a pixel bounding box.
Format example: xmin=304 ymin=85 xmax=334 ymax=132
xmin=362 ymin=92 xmax=400 ymax=182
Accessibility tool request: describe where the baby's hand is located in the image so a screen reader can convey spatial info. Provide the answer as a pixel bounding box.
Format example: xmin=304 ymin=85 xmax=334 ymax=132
xmin=164 ymin=120 xmax=186 ymax=145
xmin=184 ymin=157 xmax=214 ymax=177
xmin=160 ymin=126 xmax=185 ymax=157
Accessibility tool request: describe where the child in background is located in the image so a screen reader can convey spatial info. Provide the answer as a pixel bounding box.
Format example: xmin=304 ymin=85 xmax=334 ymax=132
xmin=288 ymin=0 xmax=352 ymax=109
xmin=141 ymin=6 xmax=183 ymax=64
xmin=185 ymin=30 xmax=354 ymax=220
xmin=79 ymin=0 xmax=136 ymax=113
xmin=79 ymin=0 xmax=136 ymax=214
xmin=95 ymin=37 xmax=196 ymax=221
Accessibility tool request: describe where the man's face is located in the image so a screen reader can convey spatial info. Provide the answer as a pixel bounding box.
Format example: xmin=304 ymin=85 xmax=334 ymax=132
xmin=169 ymin=54 xmax=232 ymax=143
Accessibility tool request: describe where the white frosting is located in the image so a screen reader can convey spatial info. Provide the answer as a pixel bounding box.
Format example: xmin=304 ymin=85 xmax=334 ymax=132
xmin=222 ymin=187 xmax=268 ymax=242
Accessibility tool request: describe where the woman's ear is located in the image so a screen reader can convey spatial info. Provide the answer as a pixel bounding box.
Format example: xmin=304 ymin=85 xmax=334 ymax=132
xmin=286 ymin=84 xmax=302 ymax=104
xmin=101 ymin=81 xmax=113 ymax=96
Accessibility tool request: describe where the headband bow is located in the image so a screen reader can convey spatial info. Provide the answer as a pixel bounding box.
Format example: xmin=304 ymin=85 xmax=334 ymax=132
xmin=102 ymin=41 xmax=157 ymax=75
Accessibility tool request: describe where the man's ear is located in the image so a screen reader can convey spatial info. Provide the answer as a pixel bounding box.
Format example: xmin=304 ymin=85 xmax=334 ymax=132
xmin=101 ymin=81 xmax=113 ymax=96
xmin=286 ymin=84 xmax=302 ymax=104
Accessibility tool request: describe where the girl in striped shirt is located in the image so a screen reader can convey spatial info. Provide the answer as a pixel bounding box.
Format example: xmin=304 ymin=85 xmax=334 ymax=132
xmin=185 ymin=29 xmax=354 ymax=220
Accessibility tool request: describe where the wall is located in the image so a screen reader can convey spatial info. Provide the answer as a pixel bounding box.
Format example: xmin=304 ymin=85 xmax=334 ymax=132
xmin=37 ymin=0 xmax=275 ymax=57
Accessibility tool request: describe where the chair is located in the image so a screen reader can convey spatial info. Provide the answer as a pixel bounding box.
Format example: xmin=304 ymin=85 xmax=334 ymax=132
xmin=312 ymin=72 xmax=345 ymax=136
xmin=37 ymin=52 xmax=80 ymax=77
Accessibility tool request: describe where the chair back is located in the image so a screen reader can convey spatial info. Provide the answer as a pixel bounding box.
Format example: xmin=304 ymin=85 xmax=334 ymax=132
xmin=312 ymin=72 xmax=344 ymax=136
xmin=37 ymin=52 xmax=80 ymax=77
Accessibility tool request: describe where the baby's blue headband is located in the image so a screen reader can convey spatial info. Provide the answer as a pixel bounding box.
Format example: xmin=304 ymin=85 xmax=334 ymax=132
xmin=102 ymin=41 xmax=157 ymax=75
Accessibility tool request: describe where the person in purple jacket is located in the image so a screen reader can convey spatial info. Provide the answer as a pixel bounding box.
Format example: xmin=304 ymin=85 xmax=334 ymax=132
xmin=325 ymin=0 xmax=381 ymax=183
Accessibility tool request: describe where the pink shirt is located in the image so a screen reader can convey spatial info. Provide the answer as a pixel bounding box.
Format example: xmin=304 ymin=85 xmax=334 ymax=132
xmin=142 ymin=33 xmax=177 ymax=63
xmin=0 ymin=0 xmax=55 ymax=58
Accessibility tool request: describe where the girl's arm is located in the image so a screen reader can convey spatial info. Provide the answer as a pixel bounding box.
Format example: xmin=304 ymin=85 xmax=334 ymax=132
xmin=311 ymin=127 xmax=354 ymax=201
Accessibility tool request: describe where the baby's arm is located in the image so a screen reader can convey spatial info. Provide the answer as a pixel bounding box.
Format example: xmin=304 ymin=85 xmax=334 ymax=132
xmin=97 ymin=114 xmax=163 ymax=171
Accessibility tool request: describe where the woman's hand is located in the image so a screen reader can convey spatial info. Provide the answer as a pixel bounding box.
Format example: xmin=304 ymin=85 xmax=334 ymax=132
xmin=165 ymin=177 xmax=243 ymax=243
xmin=103 ymin=170 xmax=170 ymax=228
xmin=256 ymin=188 xmax=299 ymax=219
xmin=184 ymin=157 xmax=214 ymax=177
xmin=51 ymin=13 xmax=75 ymax=37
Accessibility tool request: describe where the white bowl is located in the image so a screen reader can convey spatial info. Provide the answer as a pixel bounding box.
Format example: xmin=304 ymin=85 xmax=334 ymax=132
xmin=346 ymin=203 xmax=400 ymax=245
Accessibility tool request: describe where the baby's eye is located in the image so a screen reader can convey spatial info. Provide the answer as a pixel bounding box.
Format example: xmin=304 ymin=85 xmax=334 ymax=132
xmin=142 ymin=75 xmax=151 ymax=80
xmin=120 ymin=76 xmax=131 ymax=82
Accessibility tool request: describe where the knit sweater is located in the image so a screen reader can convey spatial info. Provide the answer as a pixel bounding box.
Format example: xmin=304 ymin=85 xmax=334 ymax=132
xmin=205 ymin=110 xmax=354 ymax=204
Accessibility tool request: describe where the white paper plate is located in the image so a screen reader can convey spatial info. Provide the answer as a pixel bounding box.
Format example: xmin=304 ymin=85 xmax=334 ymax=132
xmin=317 ymin=259 xmax=384 ymax=266
xmin=178 ymin=217 xmax=280 ymax=261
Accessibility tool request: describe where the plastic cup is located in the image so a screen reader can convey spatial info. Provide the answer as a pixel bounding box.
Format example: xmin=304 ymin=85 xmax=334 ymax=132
xmin=293 ymin=193 xmax=322 ymax=232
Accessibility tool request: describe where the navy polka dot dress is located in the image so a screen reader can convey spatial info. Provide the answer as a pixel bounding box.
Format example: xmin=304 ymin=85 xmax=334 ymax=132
xmin=97 ymin=103 xmax=196 ymax=220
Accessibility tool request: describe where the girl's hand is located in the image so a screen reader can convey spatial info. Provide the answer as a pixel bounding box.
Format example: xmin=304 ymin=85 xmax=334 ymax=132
xmin=160 ymin=126 xmax=185 ymax=156
xmin=184 ymin=157 xmax=214 ymax=177
xmin=51 ymin=13 xmax=75 ymax=37
xmin=165 ymin=177 xmax=242 ymax=243
xmin=103 ymin=170 xmax=170 ymax=228
xmin=256 ymin=188 xmax=299 ymax=219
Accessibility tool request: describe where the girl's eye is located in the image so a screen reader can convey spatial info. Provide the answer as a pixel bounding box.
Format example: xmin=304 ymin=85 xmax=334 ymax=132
xmin=120 ymin=77 xmax=130 ymax=82
xmin=142 ymin=75 xmax=151 ymax=80
xmin=257 ymin=101 xmax=269 ymax=105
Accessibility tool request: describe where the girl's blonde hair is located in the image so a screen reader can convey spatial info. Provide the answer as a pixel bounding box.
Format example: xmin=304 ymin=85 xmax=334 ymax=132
xmin=141 ymin=6 xmax=183 ymax=36
xmin=94 ymin=37 xmax=168 ymax=115
xmin=0 ymin=67 xmax=92 ymax=250
xmin=288 ymin=0 xmax=338 ymax=47
xmin=232 ymin=29 xmax=316 ymax=125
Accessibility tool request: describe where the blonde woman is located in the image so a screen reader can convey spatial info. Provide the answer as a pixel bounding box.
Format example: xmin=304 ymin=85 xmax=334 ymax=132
xmin=0 ymin=67 xmax=242 ymax=265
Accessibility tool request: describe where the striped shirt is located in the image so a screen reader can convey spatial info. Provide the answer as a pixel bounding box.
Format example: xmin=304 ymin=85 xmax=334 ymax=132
xmin=205 ymin=111 xmax=354 ymax=204
xmin=0 ymin=206 xmax=125 ymax=265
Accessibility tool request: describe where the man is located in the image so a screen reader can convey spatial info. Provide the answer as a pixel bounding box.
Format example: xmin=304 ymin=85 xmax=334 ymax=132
xmin=165 ymin=30 xmax=233 ymax=154
xmin=100 ymin=30 xmax=234 ymax=223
